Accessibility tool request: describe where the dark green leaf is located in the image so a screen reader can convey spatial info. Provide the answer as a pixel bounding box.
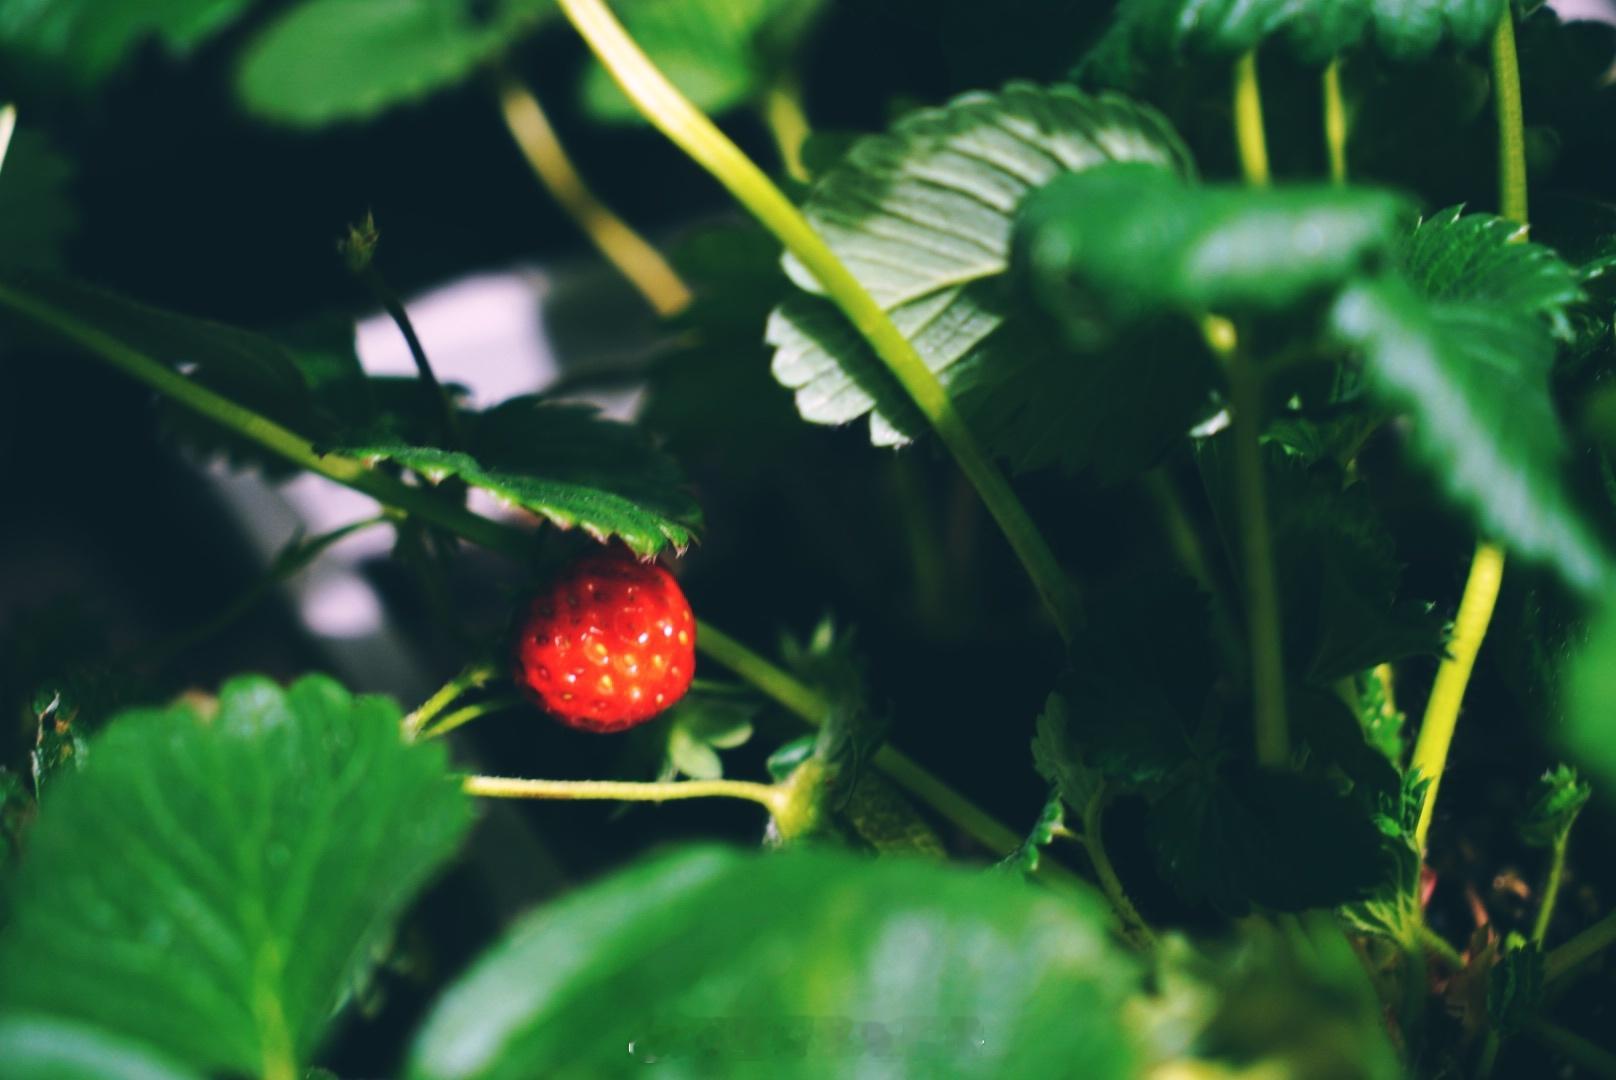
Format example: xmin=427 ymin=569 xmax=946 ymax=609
xmin=580 ymin=0 xmax=825 ymax=123
xmin=1016 ymin=165 xmax=1411 ymax=344
xmin=237 ymin=0 xmax=556 ymax=126
xmin=1150 ymin=764 xmax=1388 ymax=915
xmin=768 ymin=82 xmax=1205 ymax=476
xmin=0 ymin=125 xmax=75 ymax=271
xmin=998 ymin=788 xmax=1066 ymax=875
xmin=342 ymin=398 xmax=702 ymax=556
xmin=0 ymin=675 xmax=473 ymax=1078
xmin=1487 ymin=934 xmax=1545 ymax=1036
xmin=1329 ymin=276 xmax=1612 ymax=592
xmin=1031 ymin=692 xmax=1102 ymax=811
xmin=408 ymin=846 xmax=1139 ymax=1080
xmin=1081 ymin=0 xmax=1506 ymax=85
xmin=0 ymin=0 xmax=257 ymax=85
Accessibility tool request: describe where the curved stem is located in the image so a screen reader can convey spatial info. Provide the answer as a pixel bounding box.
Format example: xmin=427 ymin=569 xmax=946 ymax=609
xmin=1525 ymin=1019 xmax=1616 ymax=1079
xmin=496 ymin=73 xmax=692 ymax=317
xmin=1234 ymin=50 xmax=1271 ymax=186
xmin=1492 ymin=12 xmax=1529 ymax=225
xmin=1411 ymin=8 xmax=1524 ymax=859
xmin=1323 ymin=57 xmax=1348 ymax=184
xmin=1533 ymin=829 xmax=1572 ymax=946
xmin=1546 ymin=910 xmax=1616 ymax=984
xmin=556 ymin=0 xmax=1077 ymax=645
xmin=1411 ymin=542 xmax=1506 ymax=851
xmin=404 ymin=661 xmax=499 ymax=740
xmin=695 ymin=622 xmax=830 ymax=720
xmin=418 ymin=693 xmax=524 ymax=741
xmin=465 ymin=773 xmax=786 ymax=813
xmin=762 ymin=73 xmax=811 ymax=183
xmin=1082 ymin=788 xmax=1156 ymax=948
xmin=357 ymin=263 xmax=462 ymax=447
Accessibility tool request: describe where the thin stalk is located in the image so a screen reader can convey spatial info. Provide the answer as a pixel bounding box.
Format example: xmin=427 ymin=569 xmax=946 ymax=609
xmin=354 ymin=262 xmax=461 ymax=447
xmin=1234 ymin=50 xmax=1271 ymax=186
xmin=1226 ymin=337 xmax=1289 ymax=766
xmin=418 ymin=693 xmax=524 ymax=741
xmin=1082 ymin=788 xmax=1156 ymax=948
xmin=1411 ymin=541 xmax=1506 ymax=851
xmin=762 ymin=73 xmax=811 ymax=182
xmin=1411 ymin=9 xmax=1525 ymax=858
xmin=1323 ymin=57 xmax=1348 ymax=184
xmin=13 ymin=279 xmax=1075 ymax=887
xmin=496 ymin=73 xmax=692 ymax=317
xmin=1532 ymin=829 xmax=1572 ymax=945
xmin=556 ymin=0 xmax=1077 ymax=645
xmin=1546 ymin=910 xmax=1616 ymax=983
xmin=465 ymin=773 xmax=787 ymax=813
xmin=1525 ymin=1019 xmax=1616 ymax=1079
xmin=404 ymin=661 xmax=499 ymax=740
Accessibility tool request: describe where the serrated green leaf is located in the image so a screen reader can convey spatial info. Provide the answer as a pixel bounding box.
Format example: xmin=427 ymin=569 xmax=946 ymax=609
xmin=0 ymin=0 xmax=256 ymax=85
xmin=767 ymin=82 xmax=1206 ymax=476
xmin=408 ymin=845 xmax=1138 ymax=1080
xmin=1330 ymin=276 xmax=1612 ymax=592
xmin=237 ymin=0 xmax=555 ymax=127
xmin=0 ymin=126 xmax=75 ymax=271
xmin=580 ymin=0 xmax=824 ymax=123
xmin=1081 ymin=0 xmax=1506 ymax=85
xmin=1401 ymin=207 xmax=1584 ymax=341
xmin=341 ymin=398 xmax=701 ymax=556
xmin=999 ymin=788 xmax=1066 ymax=875
xmin=0 ymin=674 xmax=473 ymax=1078
xmin=1519 ymin=763 xmax=1591 ymax=847
xmin=0 ymin=1015 xmax=201 ymax=1080
xmin=1016 ymin=165 xmax=1412 ymax=343
xmin=1487 ymin=935 xmax=1545 ymax=1036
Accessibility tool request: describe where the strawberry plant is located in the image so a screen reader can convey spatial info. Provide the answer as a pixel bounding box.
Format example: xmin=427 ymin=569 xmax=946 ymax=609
xmin=4 ymin=0 xmax=1616 ymax=1076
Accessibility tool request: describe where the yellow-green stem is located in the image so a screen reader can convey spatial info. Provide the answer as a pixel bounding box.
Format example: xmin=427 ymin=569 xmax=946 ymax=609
xmin=1492 ymin=12 xmax=1529 ymax=225
xmin=1412 ymin=541 xmax=1505 ymax=852
xmin=404 ymin=661 xmax=499 ymax=740
xmin=1323 ymin=57 xmax=1348 ymax=184
xmin=418 ymin=694 xmax=523 ymax=741
xmin=556 ymin=0 xmax=1076 ymax=645
xmin=1533 ymin=829 xmax=1572 ymax=946
xmin=762 ymin=74 xmax=811 ymax=183
xmin=465 ymin=773 xmax=787 ymax=813
xmin=1418 ymin=924 xmax=1465 ymax=970
xmin=496 ymin=73 xmax=692 ymax=317
xmin=1234 ymin=51 xmax=1271 ymax=186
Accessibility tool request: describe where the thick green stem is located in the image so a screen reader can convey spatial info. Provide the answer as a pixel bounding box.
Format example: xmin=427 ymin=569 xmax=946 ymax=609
xmin=1323 ymin=57 xmax=1348 ymax=184
xmin=1234 ymin=51 xmax=1271 ymax=186
xmin=556 ymin=0 xmax=1076 ymax=645
xmin=1533 ymin=829 xmax=1572 ymax=946
xmin=1492 ymin=12 xmax=1529 ymax=225
xmin=1417 ymin=924 xmax=1465 ymax=970
xmin=1546 ymin=910 xmax=1616 ymax=984
xmin=465 ymin=773 xmax=787 ymax=813
xmin=1525 ymin=1019 xmax=1616 ymax=1079
xmin=1082 ymin=788 xmax=1156 ymax=948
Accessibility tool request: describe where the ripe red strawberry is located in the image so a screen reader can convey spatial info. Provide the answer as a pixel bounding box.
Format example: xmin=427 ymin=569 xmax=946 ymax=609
xmin=513 ymin=550 xmax=696 ymax=732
